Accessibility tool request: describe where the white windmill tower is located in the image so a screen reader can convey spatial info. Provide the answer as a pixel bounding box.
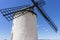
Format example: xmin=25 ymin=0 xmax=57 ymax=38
xmin=11 ymin=8 xmax=38 ymax=40
xmin=0 ymin=0 xmax=58 ymax=40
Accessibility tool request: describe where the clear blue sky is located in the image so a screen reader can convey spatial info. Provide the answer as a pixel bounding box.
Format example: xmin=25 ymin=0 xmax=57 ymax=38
xmin=0 ymin=0 xmax=60 ymax=40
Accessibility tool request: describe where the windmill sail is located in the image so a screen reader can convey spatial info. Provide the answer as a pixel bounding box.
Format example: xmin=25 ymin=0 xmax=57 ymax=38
xmin=31 ymin=0 xmax=58 ymax=32
xmin=0 ymin=5 xmax=33 ymax=21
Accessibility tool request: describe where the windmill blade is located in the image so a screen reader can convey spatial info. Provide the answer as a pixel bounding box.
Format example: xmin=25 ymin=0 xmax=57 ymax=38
xmin=0 ymin=5 xmax=34 ymax=21
xmin=31 ymin=0 xmax=58 ymax=32
xmin=40 ymin=8 xmax=58 ymax=33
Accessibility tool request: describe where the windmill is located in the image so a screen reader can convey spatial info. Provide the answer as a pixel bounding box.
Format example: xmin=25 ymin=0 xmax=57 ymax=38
xmin=0 ymin=0 xmax=58 ymax=40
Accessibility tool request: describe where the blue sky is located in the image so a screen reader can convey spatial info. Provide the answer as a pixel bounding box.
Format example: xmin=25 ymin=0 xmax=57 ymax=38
xmin=0 ymin=0 xmax=60 ymax=40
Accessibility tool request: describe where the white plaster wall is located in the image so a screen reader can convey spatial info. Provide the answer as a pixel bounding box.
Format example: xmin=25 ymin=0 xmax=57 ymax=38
xmin=11 ymin=12 xmax=38 ymax=40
